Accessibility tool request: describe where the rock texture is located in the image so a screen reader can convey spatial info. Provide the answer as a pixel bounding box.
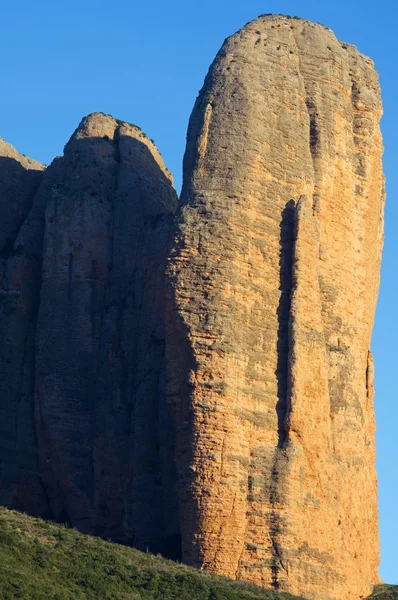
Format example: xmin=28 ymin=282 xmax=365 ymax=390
xmin=34 ymin=113 xmax=179 ymax=552
xmin=0 ymin=138 xmax=48 ymax=514
xmin=166 ymin=15 xmax=384 ymax=600
xmin=0 ymin=115 xmax=180 ymax=555
xmin=0 ymin=15 xmax=385 ymax=600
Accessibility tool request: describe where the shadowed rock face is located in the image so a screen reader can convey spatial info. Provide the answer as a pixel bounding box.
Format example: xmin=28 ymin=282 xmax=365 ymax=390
xmin=34 ymin=113 xmax=179 ymax=552
xmin=0 ymin=115 xmax=180 ymax=556
xmin=0 ymin=139 xmax=48 ymax=514
xmin=0 ymin=139 xmax=45 ymax=257
xmin=166 ymin=15 xmax=384 ymax=600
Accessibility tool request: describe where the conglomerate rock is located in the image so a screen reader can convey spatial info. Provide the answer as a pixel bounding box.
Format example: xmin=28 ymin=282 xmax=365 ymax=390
xmin=166 ymin=15 xmax=384 ymax=600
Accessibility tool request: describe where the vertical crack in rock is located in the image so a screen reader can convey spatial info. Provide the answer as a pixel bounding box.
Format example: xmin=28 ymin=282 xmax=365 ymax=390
xmin=305 ymin=99 xmax=319 ymax=162
xmin=303 ymin=98 xmax=321 ymax=217
xmin=268 ymin=197 xmax=296 ymax=591
xmin=276 ymin=199 xmax=295 ymax=448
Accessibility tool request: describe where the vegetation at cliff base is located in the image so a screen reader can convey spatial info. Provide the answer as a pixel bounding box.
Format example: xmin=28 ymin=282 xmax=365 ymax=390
xmin=0 ymin=506 xmax=396 ymax=600
xmin=0 ymin=507 xmax=302 ymax=600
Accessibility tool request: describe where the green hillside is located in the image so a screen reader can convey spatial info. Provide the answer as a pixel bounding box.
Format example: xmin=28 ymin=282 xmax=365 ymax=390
xmin=0 ymin=506 xmax=395 ymax=600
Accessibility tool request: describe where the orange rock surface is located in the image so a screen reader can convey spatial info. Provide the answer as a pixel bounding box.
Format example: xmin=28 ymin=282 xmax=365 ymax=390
xmin=166 ymin=15 xmax=384 ymax=600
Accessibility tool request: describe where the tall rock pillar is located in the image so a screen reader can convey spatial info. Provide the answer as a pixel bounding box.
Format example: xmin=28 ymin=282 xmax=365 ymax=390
xmin=166 ymin=15 xmax=384 ymax=600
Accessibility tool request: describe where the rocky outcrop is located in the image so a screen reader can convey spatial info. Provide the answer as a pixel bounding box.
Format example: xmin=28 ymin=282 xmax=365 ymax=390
xmin=0 ymin=139 xmax=48 ymax=514
xmin=0 ymin=138 xmax=45 ymax=255
xmin=166 ymin=15 xmax=384 ymax=600
xmin=34 ymin=113 xmax=179 ymax=552
xmin=0 ymin=115 xmax=180 ymax=555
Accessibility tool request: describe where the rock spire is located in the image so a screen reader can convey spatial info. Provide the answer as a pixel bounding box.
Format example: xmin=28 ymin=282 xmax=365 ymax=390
xmin=166 ymin=14 xmax=384 ymax=600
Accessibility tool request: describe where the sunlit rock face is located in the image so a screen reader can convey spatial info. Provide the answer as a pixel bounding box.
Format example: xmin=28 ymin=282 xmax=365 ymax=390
xmin=166 ymin=15 xmax=384 ymax=600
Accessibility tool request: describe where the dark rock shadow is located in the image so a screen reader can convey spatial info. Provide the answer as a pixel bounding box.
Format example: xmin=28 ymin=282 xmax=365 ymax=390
xmin=0 ymin=156 xmax=43 ymax=258
xmin=0 ymin=132 xmax=182 ymax=562
xmin=0 ymin=156 xmax=47 ymax=516
xmin=275 ymin=199 xmax=295 ymax=448
xmin=269 ymin=200 xmax=296 ymax=588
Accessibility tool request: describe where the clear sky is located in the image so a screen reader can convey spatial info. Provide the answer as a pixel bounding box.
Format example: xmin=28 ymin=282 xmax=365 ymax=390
xmin=1 ymin=0 xmax=396 ymax=585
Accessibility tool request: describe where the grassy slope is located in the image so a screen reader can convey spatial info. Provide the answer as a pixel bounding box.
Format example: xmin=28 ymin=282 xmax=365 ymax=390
xmin=0 ymin=507 xmax=395 ymax=600
xmin=0 ymin=507 xmax=302 ymax=600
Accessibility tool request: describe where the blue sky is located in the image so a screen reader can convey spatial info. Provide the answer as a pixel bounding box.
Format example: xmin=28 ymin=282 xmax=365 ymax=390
xmin=1 ymin=0 xmax=396 ymax=585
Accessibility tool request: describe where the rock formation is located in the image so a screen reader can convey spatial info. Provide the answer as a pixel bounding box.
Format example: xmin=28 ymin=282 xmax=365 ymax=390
xmin=0 ymin=114 xmax=180 ymax=554
xmin=34 ymin=113 xmax=179 ymax=552
xmin=166 ymin=14 xmax=384 ymax=600
xmin=0 ymin=138 xmax=48 ymax=514
xmin=0 ymin=14 xmax=385 ymax=600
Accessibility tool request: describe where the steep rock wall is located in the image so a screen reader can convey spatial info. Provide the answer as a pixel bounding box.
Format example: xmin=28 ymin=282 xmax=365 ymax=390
xmin=0 ymin=139 xmax=49 ymax=514
xmin=34 ymin=113 xmax=179 ymax=552
xmin=166 ymin=15 xmax=384 ymax=600
xmin=0 ymin=116 xmax=180 ymax=556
